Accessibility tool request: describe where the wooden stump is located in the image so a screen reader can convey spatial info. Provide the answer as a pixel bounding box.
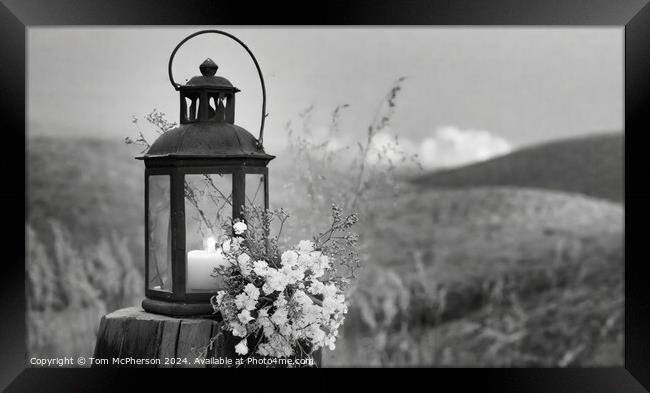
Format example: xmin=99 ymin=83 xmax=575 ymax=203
xmin=93 ymin=307 xmax=321 ymax=368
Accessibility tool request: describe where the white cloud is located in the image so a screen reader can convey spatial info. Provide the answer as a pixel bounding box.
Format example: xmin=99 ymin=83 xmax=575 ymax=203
xmin=370 ymin=125 xmax=512 ymax=170
xmin=281 ymin=123 xmax=512 ymax=172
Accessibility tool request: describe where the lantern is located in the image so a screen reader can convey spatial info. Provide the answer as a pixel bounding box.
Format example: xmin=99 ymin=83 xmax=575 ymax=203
xmin=138 ymin=30 xmax=274 ymax=316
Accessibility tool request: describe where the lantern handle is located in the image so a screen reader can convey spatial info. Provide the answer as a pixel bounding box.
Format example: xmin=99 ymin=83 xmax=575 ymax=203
xmin=168 ymin=30 xmax=267 ymax=147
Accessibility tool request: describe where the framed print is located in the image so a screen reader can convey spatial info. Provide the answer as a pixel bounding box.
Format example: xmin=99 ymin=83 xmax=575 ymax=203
xmin=2 ymin=0 xmax=649 ymax=391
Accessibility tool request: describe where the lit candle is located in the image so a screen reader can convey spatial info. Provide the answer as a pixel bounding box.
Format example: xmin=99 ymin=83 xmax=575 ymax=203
xmin=187 ymin=236 xmax=227 ymax=291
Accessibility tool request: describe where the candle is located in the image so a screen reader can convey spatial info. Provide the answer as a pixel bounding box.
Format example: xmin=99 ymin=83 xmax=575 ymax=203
xmin=187 ymin=236 xmax=227 ymax=291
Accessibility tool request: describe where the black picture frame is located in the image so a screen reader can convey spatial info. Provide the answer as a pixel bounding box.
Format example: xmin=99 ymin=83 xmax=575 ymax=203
xmin=3 ymin=0 xmax=648 ymax=391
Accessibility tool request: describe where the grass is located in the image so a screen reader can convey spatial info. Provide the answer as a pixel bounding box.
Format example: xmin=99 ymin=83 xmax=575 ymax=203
xmin=320 ymin=185 xmax=623 ymax=367
xmin=327 ymin=226 xmax=622 ymax=366
xmin=28 ymin=307 xmax=104 ymax=362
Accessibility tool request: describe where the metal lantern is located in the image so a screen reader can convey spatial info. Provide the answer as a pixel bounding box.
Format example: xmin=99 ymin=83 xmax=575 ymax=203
xmin=138 ymin=30 xmax=274 ymax=316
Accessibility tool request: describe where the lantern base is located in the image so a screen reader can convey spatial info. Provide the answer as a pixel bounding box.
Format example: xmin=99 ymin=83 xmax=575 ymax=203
xmin=142 ymin=298 xmax=216 ymax=317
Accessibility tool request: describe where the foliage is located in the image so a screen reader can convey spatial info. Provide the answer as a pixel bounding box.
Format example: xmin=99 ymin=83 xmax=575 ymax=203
xmin=124 ymin=109 xmax=177 ymax=152
xmin=279 ymin=77 xmax=420 ymax=240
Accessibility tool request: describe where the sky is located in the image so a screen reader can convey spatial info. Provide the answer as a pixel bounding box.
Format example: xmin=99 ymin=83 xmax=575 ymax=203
xmin=28 ymin=27 xmax=623 ymax=169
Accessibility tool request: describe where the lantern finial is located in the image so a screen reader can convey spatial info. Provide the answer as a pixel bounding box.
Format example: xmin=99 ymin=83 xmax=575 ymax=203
xmin=199 ymin=58 xmax=218 ymax=76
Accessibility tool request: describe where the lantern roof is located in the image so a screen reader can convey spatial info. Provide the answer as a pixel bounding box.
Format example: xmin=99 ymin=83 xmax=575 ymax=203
xmin=137 ymin=122 xmax=274 ymax=161
xmin=181 ymin=58 xmax=240 ymax=91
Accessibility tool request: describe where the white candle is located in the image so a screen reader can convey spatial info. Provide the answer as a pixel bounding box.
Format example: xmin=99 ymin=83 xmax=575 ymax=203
xmin=187 ymin=236 xmax=227 ymax=291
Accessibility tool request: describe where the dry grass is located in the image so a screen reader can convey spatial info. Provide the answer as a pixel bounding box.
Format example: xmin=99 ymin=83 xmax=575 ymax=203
xmin=27 ymin=220 xmax=142 ymax=361
xmin=326 ymin=232 xmax=622 ymax=367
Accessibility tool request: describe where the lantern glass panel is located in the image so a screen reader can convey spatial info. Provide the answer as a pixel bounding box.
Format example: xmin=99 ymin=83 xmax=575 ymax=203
xmin=245 ymin=173 xmax=266 ymax=209
xmin=148 ymin=175 xmax=172 ymax=292
xmin=185 ymin=173 xmax=233 ymax=293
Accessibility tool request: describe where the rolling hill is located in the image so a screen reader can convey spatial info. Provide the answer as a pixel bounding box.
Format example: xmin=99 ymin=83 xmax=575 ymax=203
xmin=411 ymin=133 xmax=623 ymax=202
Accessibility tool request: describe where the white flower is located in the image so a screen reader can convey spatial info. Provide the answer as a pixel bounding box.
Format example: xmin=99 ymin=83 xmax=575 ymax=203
xmin=298 ymin=251 xmax=315 ymax=267
xmin=271 ymin=307 xmax=288 ymax=326
xmin=233 ymin=222 xmax=248 ymax=235
xmin=231 ymin=237 xmax=243 ymax=251
xmin=258 ymin=307 xmax=269 ymax=318
xmin=307 ymin=280 xmax=325 ymax=295
xmin=234 ymin=283 xmax=259 ymax=311
xmin=257 ymin=307 xmax=276 ymax=337
xmin=230 ymin=321 xmax=247 ymax=337
xmin=322 ymin=297 xmax=340 ymax=316
xmin=235 ymin=339 xmax=249 ymax=355
xmin=274 ymin=294 xmax=288 ymax=308
xmin=317 ymin=254 xmax=330 ymax=270
xmin=266 ymin=268 xmax=289 ymax=292
xmin=238 ymin=253 xmax=253 ymax=276
xmin=292 ymin=289 xmax=312 ymax=307
xmin=253 ymin=260 xmax=269 ymax=276
xmin=257 ymin=333 xmax=294 ymax=357
xmin=297 ymin=240 xmax=314 ymax=253
xmin=281 ymin=250 xmax=298 ymax=266
xmin=238 ymin=309 xmax=254 ymax=324
xmin=313 ymin=327 xmax=326 ymax=343
xmin=322 ymin=283 xmax=338 ymax=298
xmin=223 ymin=237 xmax=243 ymax=253
xmin=256 ymin=344 xmax=270 ymax=356
xmin=310 ymin=267 xmax=325 ymax=279
xmin=215 ymin=290 xmax=226 ymax=304
xmin=281 ymin=264 xmax=305 ymax=284
xmin=243 ymin=283 xmax=260 ymax=300
xmin=221 ymin=239 xmax=231 ymax=253
xmin=271 ymin=295 xmax=289 ymax=326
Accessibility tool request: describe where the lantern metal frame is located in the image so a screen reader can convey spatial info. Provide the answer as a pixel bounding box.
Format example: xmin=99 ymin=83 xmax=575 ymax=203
xmin=138 ymin=30 xmax=273 ymax=316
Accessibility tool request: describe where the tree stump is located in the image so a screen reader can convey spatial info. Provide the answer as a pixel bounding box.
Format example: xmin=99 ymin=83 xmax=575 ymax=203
xmin=93 ymin=307 xmax=321 ymax=368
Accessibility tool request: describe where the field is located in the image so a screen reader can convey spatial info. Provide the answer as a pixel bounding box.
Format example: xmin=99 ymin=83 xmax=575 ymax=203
xmin=26 ymin=133 xmax=623 ymax=366
xmin=329 ymin=187 xmax=622 ymax=366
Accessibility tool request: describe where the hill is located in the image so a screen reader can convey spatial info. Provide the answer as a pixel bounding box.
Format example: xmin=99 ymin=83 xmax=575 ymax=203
xmin=411 ymin=133 xmax=623 ymax=202
xmin=367 ymin=187 xmax=622 ymax=275
xmin=354 ymin=186 xmax=622 ymax=319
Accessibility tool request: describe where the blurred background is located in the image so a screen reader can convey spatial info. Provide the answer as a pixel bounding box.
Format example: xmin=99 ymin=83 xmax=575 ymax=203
xmin=27 ymin=27 xmax=623 ymax=366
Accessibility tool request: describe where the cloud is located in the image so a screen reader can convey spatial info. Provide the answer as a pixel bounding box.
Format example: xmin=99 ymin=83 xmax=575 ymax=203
xmin=280 ymin=123 xmax=512 ymax=172
xmin=370 ymin=125 xmax=513 ymax=170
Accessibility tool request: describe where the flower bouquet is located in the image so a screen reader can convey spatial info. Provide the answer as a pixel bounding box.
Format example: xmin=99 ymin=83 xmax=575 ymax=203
xmin=211 ymin=204 xmax=360 ymax=366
